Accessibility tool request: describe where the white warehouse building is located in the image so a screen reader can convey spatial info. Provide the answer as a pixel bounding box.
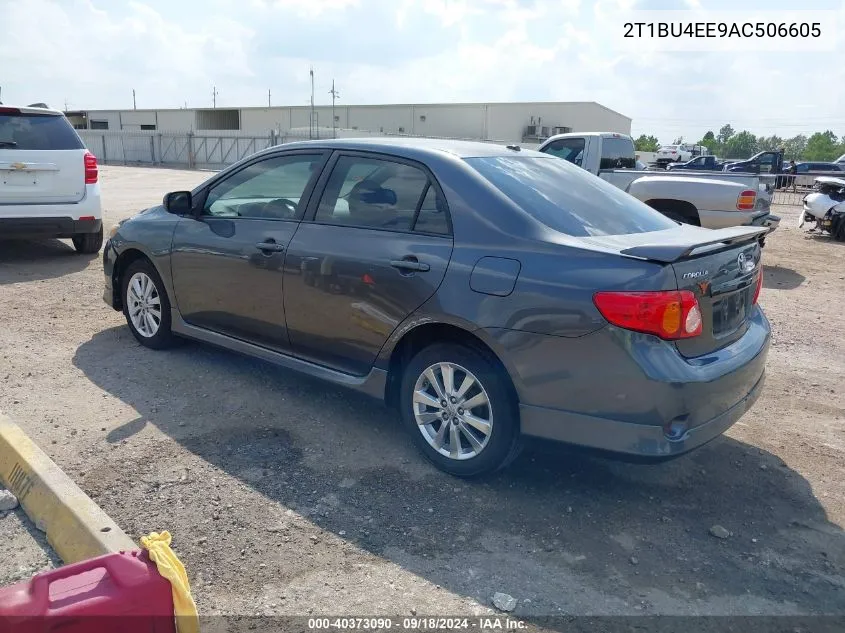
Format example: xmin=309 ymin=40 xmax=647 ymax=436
xmin=66 ymin=101 xmax=631 ymax=144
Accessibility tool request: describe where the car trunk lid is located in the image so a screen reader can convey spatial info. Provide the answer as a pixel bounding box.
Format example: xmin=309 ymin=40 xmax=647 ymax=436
xmin=579 ymin=224 xmax=766 ymax=357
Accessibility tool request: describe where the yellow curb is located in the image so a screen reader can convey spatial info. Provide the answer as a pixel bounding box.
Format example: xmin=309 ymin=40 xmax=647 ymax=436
xmin=0 ymin=413 xmax=135 ymax=564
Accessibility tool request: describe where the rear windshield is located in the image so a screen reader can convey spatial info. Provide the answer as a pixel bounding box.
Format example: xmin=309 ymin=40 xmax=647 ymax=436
xmin=0 ymin=113 xmax=84 ymax=150
xmin=466 ymin=155 xmax=677 ymax=237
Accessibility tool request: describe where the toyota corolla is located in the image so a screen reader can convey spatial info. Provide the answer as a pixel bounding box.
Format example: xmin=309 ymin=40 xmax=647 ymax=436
xmin=103 ymin=138 xmax=770 ymax=476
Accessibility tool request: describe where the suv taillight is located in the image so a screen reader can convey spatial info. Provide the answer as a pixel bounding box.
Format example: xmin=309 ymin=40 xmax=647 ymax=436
xmin=737 ymin=189 xmax=756 ymax=210
xmin=84 ymin=151 xmax=98 ymax=184
xmin=593 ymin=290 xmax=703 ymax=340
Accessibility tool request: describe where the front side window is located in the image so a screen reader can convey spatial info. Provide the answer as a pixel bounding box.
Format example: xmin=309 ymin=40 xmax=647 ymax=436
xmin=314 ymin=156 xmax=431 ymax=231
xmin=540 ymin=138 xmax=585 ymax=166
xmin=203 ymin=154 xmax=323 ymax=220
xmin=466 ymin=155 xmax=677 ymax=237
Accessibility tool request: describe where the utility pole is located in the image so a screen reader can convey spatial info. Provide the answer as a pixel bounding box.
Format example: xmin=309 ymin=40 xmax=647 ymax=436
xmin=329 ymin=80 xmax=340 ymax=139
xmin=132 ymin=89 xmax=136 ymax=110
xmin=212 ymin=86 xmax=218 ymax=108
xmin=268 ymin=89 xmax=271 ymax=107
xmin=309 ymin=67 xmax=315 ymax=139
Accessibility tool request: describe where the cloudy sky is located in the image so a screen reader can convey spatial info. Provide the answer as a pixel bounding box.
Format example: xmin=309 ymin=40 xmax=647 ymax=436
xmin=1 ymin=0 xmax=842 ymax=144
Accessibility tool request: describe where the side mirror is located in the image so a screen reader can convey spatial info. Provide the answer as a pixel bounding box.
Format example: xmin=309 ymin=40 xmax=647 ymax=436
xmin=163 ymin=191 xmax=192 ymax=215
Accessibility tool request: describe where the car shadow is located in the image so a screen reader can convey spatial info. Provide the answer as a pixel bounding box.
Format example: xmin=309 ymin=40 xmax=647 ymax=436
xmin=763 ymin=265 xmax=806 ymax=290
xmin=0 ymin=239 xmax=96 ymax=285
xmin=72 ymin=327 xmax=845 ymax=618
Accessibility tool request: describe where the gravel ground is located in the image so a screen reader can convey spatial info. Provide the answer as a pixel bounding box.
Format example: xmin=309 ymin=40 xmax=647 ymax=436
xmin=0 ymin=499 xmax=60 ymax=587
xmin=0 ymin=166 xmax=843 ymax=619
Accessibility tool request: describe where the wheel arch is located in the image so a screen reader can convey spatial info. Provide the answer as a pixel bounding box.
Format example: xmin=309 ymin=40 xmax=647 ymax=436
xmin=643 ymin=198 xmax=701 ymax=225
xmin=379 ymin=319 xmax=520 ymax=413
xmin=110 ymin=246 xmax=162 ymax=310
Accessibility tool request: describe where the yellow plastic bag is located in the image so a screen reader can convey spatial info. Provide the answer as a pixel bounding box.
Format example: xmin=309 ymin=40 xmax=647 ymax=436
xmin=140 ymin=531 xmax=199 ymax=633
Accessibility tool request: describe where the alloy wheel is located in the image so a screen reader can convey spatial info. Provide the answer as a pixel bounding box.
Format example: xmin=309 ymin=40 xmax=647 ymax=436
xmin=412 ymin=362 xmax=493 ymax=460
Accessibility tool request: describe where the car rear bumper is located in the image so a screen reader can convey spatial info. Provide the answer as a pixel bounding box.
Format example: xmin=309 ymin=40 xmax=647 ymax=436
xmin=0 ymin=216 xmax=102 ymax=239
xmin=698 ymin=209 xmax=779 ymax=231
xmin=520 ymin=370 xmax=765 ymax=458
xmin=489 ymin=307 xmax=771 ymax=458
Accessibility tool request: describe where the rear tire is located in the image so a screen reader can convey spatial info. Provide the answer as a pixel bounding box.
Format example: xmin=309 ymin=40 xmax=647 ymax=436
xmin=399 ymin=343 xmax=521 ymax=477
xmin=72 ymin=227 xmax=103 ymax=254
xmin=121 ymin=259 xmax=177 ymax=350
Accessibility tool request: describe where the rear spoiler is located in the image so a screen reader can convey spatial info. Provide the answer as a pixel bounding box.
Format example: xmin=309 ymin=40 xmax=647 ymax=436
xmin=620 ymin=226 xmax=768 ymax=263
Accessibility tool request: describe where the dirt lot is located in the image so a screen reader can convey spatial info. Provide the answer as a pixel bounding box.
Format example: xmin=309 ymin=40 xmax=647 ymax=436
xmin=0 ymin=166 xmax=843 ymax=619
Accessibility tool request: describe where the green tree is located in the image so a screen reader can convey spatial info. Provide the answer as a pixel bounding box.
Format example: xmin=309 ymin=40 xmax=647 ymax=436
xmin=804 ymin=130 xmax=840 ymax=161
xmin=756 ymin=135 xmax=784 ymax=152
xmin=633 ymin=134 xmax=659 ymax=152
xmin=699 ymin=131 xmax=720 ymax=156
xmin=724 ymin=130 xmax=758 ymax=158
xmin=673 ymin=136 xmax=684 ymax=145
xmin=783 ymin=135 xmax=808 ymax=160
xmin=717 ymin=124 xmax=735 ymax=145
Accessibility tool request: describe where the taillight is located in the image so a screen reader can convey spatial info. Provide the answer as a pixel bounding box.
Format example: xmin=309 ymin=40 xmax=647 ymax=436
xmin=737 ymin=189 xmax=756 ymax=210
xmin=593 ymin=290 xmax=703 ymax=340
xmin=0 ymin=107 xmax=22 ymax=115
xmin=84 ymin=151 xmax=98 ymax=184
xmin=753 ymin=266 xmax=763 ymax=304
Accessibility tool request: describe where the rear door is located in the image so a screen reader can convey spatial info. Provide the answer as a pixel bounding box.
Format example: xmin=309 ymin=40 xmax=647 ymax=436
xmin=282 ymin=152 xmax=454 ymax=376
xmin=0 ymin=108 xmax=87 ymax=207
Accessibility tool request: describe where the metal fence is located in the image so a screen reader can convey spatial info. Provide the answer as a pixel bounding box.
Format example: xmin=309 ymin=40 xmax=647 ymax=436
xmin=78 ymin=130 xmax=284 ymax=170
xmin=77 ymin=128 xmax=530 ymax=171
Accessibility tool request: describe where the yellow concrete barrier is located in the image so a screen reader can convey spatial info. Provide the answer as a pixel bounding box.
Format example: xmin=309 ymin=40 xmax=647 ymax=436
xmin=0 ymin=413 xmax=135 ymax=563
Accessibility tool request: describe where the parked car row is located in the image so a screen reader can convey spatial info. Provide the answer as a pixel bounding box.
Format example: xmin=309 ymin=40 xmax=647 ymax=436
xmin=1 ymin=104 xmax=772 ymax=476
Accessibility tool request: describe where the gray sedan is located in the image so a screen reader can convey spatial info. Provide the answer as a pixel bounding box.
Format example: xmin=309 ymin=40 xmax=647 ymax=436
xmin=103 ymin=138 xmax=770 ymax=476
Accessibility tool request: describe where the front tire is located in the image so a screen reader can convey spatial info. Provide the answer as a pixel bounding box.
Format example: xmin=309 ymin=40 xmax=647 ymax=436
xmin=72 ymin=227 xmax=103 ymax=254
xmin=121 ymin=259 xmax=177 ymax=350
xmin=399 ymin=343 xmax=521 ymax=477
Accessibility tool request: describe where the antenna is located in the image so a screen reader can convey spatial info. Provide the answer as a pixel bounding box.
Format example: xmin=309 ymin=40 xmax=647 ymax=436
xmin=329 ymin=80 xmax=340 ymax=139
xmin=212 ymin=86 xmax=218 ymax=108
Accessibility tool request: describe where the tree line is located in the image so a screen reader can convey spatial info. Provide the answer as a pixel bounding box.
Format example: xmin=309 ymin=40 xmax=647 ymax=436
xmin=634 ymin=125 xmax=845 ymax=162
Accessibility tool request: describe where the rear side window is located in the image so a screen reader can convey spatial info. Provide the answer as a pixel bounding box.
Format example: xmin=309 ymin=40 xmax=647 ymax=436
xmin=0 ymin=113 xmax=84 ymax=150
xmin=315 ymin=156 xmax=431 ymax=232
xmin=466 ymin=155 xmax=677 ymax=237
xmin=599 ymin=137 xmax=636 ymax=169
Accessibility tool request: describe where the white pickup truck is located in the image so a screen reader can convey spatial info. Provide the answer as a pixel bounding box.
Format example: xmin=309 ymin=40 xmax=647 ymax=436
xmin=537 ymin=132 xmax=780 ymax=238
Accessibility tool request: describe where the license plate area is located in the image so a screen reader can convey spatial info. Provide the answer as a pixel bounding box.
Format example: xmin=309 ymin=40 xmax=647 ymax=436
xmin=2 ymin=170 xmax=38 ymax=187
xmin=712 ymin=286 xmax=753 ymax=337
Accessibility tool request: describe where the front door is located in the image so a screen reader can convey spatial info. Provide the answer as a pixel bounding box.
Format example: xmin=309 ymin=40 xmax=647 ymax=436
xmin=283 ymin=152 xmax=454 ymax=375
xmin=170 ymin=151 xmax=327 ymax=351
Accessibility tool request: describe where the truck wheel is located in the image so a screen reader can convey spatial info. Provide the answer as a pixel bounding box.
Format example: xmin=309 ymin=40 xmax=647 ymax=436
xmin=72 ymin=227 xmax=103 ymax=254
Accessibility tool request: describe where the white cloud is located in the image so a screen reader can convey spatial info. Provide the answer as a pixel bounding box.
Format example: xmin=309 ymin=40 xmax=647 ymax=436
xmin=0 ymin=0 xmax=843 ymax=144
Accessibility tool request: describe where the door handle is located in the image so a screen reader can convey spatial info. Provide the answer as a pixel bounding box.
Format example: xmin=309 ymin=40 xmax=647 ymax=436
xmin=390 ymin=258 xmax=430 ymax=273
xmin=255 ymin=241 xmax=285 ymax=253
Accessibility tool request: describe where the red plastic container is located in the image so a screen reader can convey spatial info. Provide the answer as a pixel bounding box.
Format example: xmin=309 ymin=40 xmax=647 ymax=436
xmin=0 ymin=550 xmax=175 ymax=633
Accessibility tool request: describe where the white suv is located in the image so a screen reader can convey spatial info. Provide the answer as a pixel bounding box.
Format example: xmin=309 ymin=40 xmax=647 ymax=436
xmin=0 ymin=104 xmax=102 ymax=253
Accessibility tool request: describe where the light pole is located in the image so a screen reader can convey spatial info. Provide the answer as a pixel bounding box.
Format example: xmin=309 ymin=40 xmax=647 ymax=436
xmin=329 ymin=80 xmax=340 ymax=139
xmin=309 ymin=67 xmax=315 ymax=139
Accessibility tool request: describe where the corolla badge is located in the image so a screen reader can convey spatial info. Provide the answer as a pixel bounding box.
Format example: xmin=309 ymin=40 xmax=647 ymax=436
xmin=737 ymin=252 xmax=755 ymax=273
xmin=682 ymin=270 xmax=708 ymax=280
